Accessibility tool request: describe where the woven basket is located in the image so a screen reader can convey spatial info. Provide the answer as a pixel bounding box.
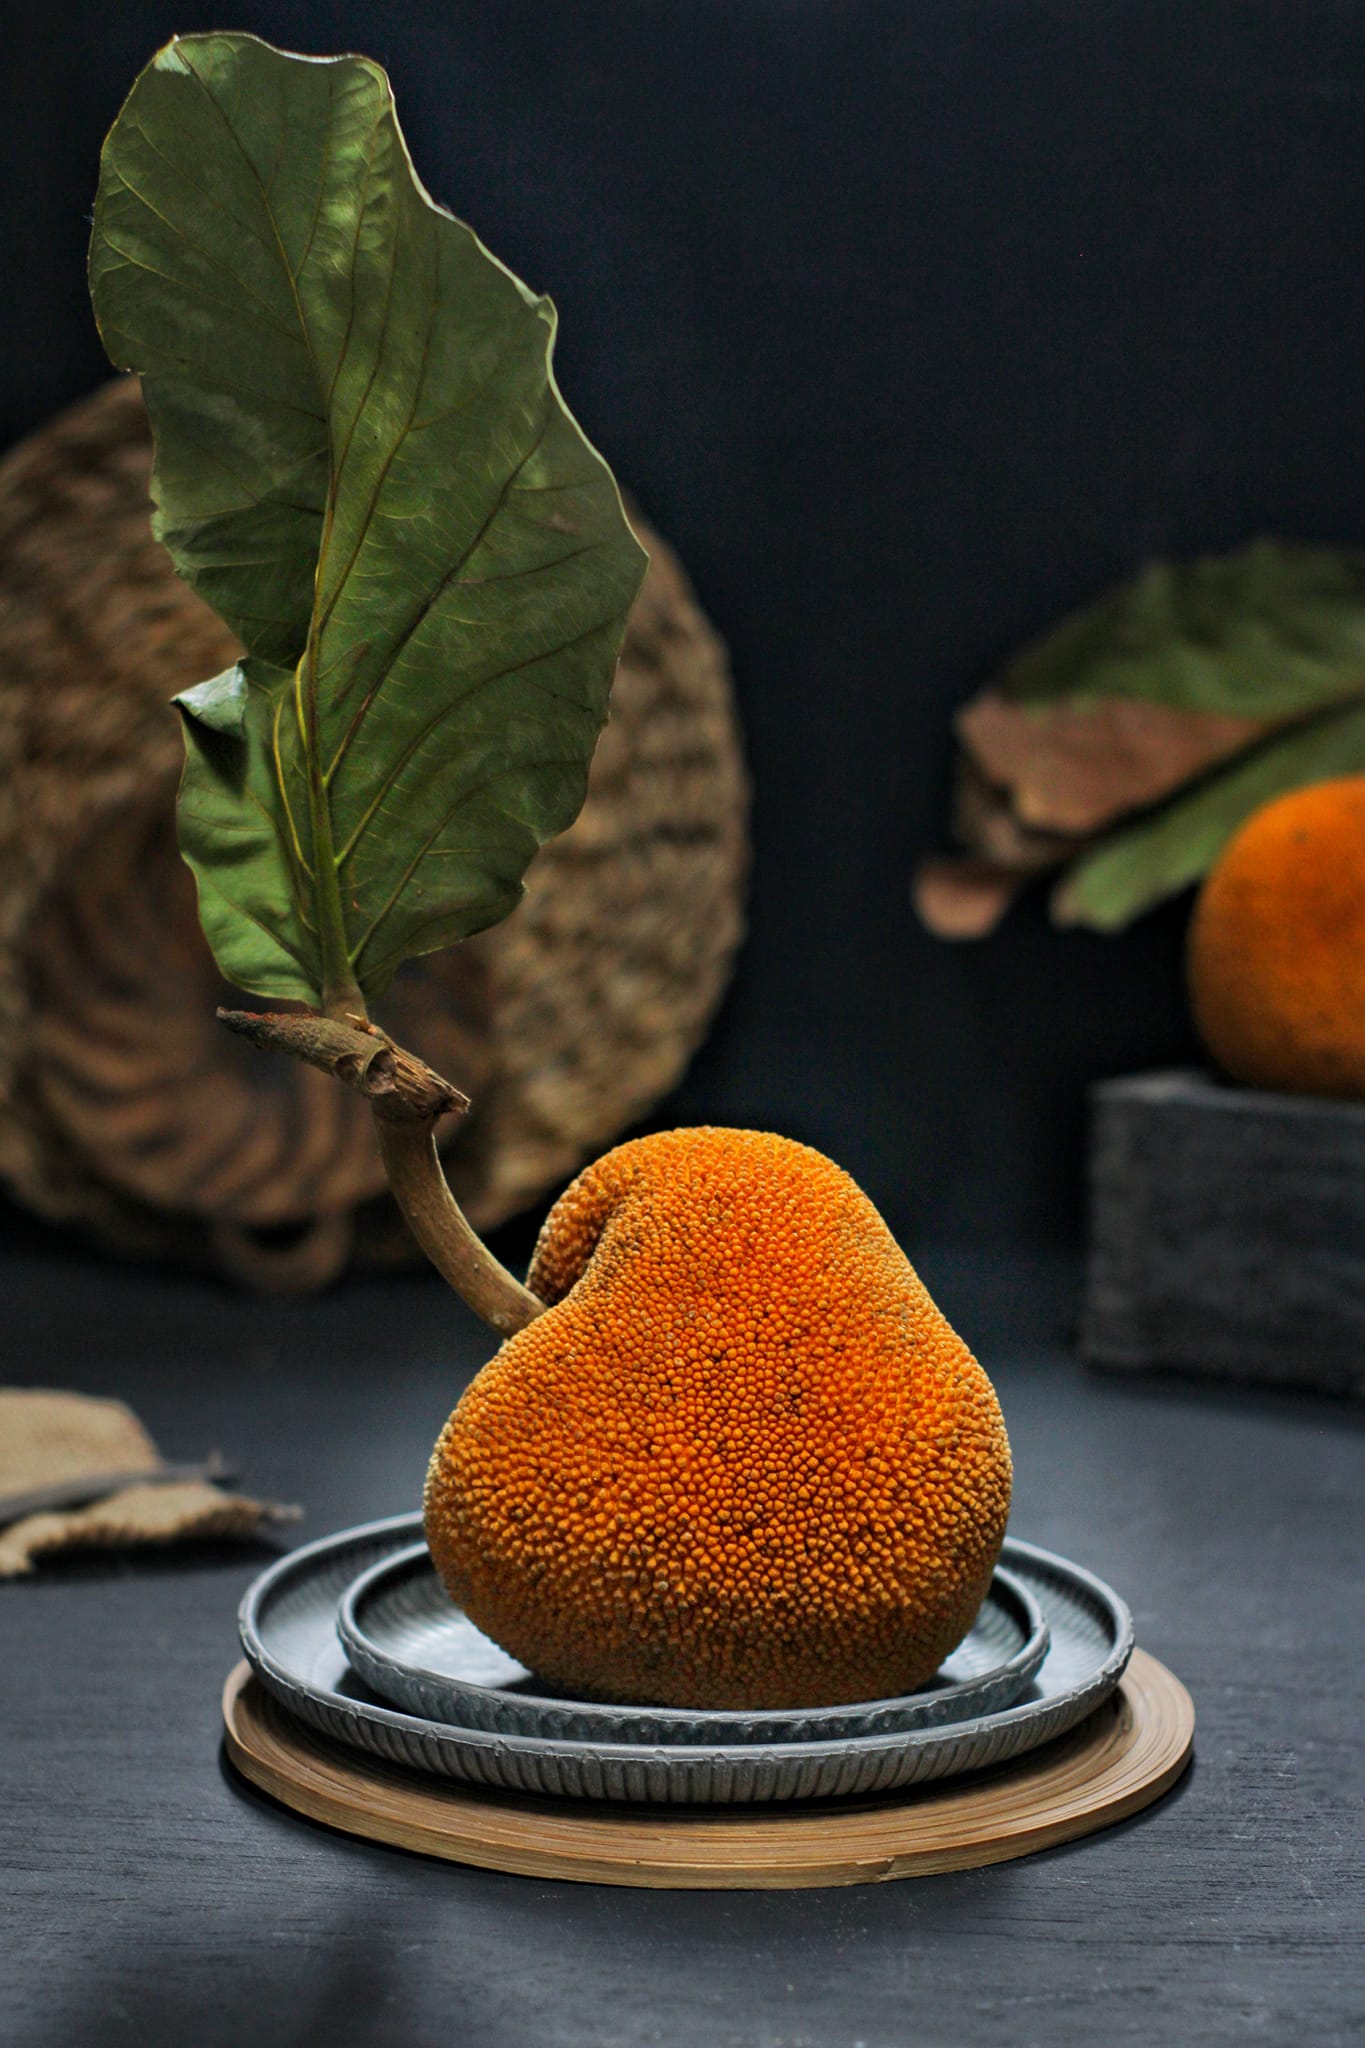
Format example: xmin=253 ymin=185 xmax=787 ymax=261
xmin=0 ymin=379 xmax=748 ymax=1289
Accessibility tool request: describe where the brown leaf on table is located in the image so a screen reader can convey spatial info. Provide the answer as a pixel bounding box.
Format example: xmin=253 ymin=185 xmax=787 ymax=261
xmin=0 ymin=1480 xmax=298 ymax=1577
xmin=0 ymin=1389 xmax=157 ymax=1495
xmin=0 ymin=1388 xmax=297 ymax=1578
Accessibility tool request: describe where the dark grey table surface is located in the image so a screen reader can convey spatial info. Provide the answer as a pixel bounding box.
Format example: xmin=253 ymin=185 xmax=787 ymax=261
xmin=3 ymin=1239 xmax=1361 ymax=2048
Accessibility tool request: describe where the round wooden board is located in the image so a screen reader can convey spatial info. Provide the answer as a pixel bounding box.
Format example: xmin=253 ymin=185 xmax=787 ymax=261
xmin=221 ymin=1648 xmax=1193 ymax=1889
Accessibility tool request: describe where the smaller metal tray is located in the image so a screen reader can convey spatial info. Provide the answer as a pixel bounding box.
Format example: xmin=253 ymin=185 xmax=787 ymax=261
xmin=336 ymin=1542 xmax=1050 ymax=1744
xmin=238 ymin=1515 xmax=1134 ymax=1805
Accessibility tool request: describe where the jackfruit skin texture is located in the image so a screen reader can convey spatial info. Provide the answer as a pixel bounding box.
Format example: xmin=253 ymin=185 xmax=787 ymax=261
xmin=424 ymin=1128 xmax=1013 ymax=1710
xmin=1188 ymin=776 xmax=1365 ymax=1100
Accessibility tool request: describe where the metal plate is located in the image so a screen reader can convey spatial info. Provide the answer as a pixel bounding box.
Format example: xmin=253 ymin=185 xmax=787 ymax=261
xmin=336 ymin=1542 xmax=1050 ymax=1744
xmin=238 ymin=1514 xmax=1134 ymax=1806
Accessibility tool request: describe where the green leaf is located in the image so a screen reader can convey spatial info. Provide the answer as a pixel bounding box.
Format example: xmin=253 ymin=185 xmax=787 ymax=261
xmin=178 ymin=665 xmax=250 ymax=739
xmin=175 ymin=660 xmax=315 ymax=998
xmin=1053 ymin=701 xmax=1365 ymax=930
xmin=90 ymin=32 xmax=647 ymax=1008
xmin=1003 ymin=540 xmax=1365 ymax=718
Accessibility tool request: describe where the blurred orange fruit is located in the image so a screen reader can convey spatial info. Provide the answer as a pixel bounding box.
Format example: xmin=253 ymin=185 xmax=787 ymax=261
xmin=1188 ymin=775 xmax=1365 ymax=1098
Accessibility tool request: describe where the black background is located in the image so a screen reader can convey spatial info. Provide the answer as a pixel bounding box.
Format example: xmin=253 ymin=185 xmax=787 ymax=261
xmin=6 ymin=0 xmax=1365 ymax=1249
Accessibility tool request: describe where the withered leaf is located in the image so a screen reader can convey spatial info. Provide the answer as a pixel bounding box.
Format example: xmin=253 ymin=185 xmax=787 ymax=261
xmin=951 ymin=757 xmax=1093 ymax=868
xmin=1052 ymin=700 xmax=1365 ymax=931
xmin=957 ymin=693 xmax=1274 ymax=836
xmin=912 ymin=858 xmax=1028 ymax=940
xmin=918 ymin=539 xmax=1365 ymax=935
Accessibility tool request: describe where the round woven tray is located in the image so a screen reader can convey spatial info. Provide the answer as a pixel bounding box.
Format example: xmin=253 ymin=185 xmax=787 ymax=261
xmin=0 ymin=380 xmax=748 ymax=1288
xmin=222 ymin=1649 xmax=1194 ymax=1889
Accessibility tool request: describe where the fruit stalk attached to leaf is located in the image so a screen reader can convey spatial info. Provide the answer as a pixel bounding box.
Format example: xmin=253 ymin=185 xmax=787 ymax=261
xmin=89 ymin=30 xmax=647 ymax=1333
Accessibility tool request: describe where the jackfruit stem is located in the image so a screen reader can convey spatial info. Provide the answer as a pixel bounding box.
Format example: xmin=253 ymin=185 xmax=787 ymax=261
xmin=375 ymin=1122 xmax=545 ymax=1336
xmin=215 ymin=1007 xmax=545 ymax=1335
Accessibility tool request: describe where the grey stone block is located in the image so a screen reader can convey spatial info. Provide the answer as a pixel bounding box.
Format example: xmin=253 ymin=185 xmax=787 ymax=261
xmin=1082 ymin=1069 xmax=1365 ymax=1398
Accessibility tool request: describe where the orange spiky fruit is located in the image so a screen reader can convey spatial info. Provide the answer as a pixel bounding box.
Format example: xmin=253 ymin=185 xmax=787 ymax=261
xmin=1188 ymin=776 xmax=1365 ymax=1099
xmin=424 ymin=1128 xmax=1012 ymax=1709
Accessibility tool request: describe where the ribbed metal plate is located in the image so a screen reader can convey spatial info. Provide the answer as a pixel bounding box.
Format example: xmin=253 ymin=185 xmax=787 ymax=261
xmin=239 ymin=1515 xmax=1133 ymax=1805
xmin=336 ymin=1542 xmax=1049 ymax=1743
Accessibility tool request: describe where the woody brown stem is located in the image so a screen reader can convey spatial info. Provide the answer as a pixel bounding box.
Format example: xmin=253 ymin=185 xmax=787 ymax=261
xmin=216 ymin=1008 xmax=544 ymax=1335
xmin=217 ymin=1008 xmax=467 ymax=1119
xmin=374 ymin=1121 xmax=544 ymax=1335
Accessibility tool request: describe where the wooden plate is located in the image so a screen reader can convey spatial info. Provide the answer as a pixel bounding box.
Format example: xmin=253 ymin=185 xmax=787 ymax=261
xmin=222 ymin=1647 xmax=1192 ymax=1889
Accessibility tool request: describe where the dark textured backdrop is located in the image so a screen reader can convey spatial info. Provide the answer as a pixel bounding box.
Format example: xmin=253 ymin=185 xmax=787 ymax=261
xmin=5 ymin=0 xmax=1365 ymax=1251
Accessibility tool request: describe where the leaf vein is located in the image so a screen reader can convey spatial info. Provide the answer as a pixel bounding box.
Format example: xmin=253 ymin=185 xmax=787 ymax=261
xmin=331 ymin=607 xmax=615 ymax=868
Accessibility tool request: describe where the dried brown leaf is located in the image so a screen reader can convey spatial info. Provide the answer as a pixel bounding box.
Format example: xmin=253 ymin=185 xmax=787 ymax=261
xmin=911 ymin=858 xmax=1026 ymax=939
xmin=957 ymin=692 xmax=1274 ymax=836
xmin=951 ymin=758 xmax=1090 ymax=869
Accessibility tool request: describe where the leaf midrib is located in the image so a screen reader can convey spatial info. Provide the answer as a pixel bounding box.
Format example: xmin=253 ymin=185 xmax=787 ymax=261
xmin=181 ymin=44 xmax=375 ymax=1006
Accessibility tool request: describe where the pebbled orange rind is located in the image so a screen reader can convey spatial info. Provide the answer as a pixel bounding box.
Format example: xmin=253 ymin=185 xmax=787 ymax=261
xmin=425 ymin=1128 xmax=1012 ymax=1710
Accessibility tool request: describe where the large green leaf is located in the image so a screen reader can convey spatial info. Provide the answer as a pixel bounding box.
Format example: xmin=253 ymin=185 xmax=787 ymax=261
xmin=1003 ymin=540 xmax=1365 ymax=717
xmin=1052 ymin=702 xmax=1365 ymax=930
xmin=90 ymin=32 xmax=646 ymax=1007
